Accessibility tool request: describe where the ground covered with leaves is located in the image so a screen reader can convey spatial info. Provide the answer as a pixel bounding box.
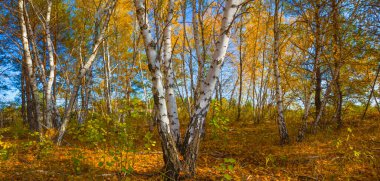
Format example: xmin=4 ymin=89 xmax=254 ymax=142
xmin=0 ymin=115 xmax=379 ymax=180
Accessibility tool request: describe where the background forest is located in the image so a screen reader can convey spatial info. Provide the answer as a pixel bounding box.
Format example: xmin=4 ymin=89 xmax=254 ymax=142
xmin=0 ymin=0 xmax=379 ymax=180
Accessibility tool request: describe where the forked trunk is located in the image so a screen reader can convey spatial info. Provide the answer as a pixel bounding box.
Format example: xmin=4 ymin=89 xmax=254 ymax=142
xmin=134 ymin=1 xmax=182 ymax=178
xmin=134 ymin=0 xmax=242 ymax=179
xmin=312 ymin=66 xmax=341 ymax=133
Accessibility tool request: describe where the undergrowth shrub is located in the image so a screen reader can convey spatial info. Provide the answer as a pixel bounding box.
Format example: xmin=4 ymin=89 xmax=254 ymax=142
xmin=215 ymin=158 xmax=237 ymax=180
xmin=209 ymin=100 xmax=230 ymax=139
xmin=28 ymin=132 xmax=54 ymax=159
xmin=66 ymin=109 xmax=139 ymax=177
xmin=69 ymin=148 xmax=85 ymax=175
xmin=97 ymin=148 xmax=135 ymax=177
xmin=143 ymin=131 xmax=156 ymax=151
xmin=0 ymin=135 xmax=14 ymax=160
xmin=68 ymin=115 xmax=108 ymax=146
xmin=333 ymin=127 xmax=377 ymax=166
xmin=8 ymin=118 xmax=28 ymax=139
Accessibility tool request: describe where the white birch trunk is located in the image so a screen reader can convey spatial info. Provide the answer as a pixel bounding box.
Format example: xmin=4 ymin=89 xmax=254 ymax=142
xmin=45 ymin=0 xmax=55 ymax=128
xmin=134 ymin=0 xmax=181 ymax=178
xmin=163 ymin=0 xmax=180 ymax=146
xmin=135 ymin=0 xmax=242 ymax=179
xmin=192 ymin=0 xmax=204 ymax=105
xmin=297 ymin=88 xmax=312 ymax=142
xmin=180 ymin=1 xmax=192 ymax=116
xmin=273 ymin=0 xmax=289 ymax=145
xmin=103 ymin=40 xmax=112 ymax=114
xmin=182 ymin=0 xmax=241 ymax=175
xmin=18 ymin=0 xmax=43 ymax=136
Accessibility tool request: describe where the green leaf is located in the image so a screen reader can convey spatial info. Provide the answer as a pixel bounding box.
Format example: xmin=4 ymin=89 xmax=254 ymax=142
xmin=223 ymin=174 xmax=232 ymax=180
xmin=121 ymin=166 xmax=127 ymax=173
xmin=128 ymin=166 xmax=134 ymax=173
xmin=228 ymin=165 xmax=234 ymax=171
xmin=72 ymin=158 xmax=80 ymax=164
xmin=224 ymin=158 xmax=236 ymax=163
xmin=98 ymin=161 xmax=104 ymax=167
xmin=121 ymin=166 xmax=134 ymax=174
xmin=106 ymin=161 xmax=114 ymax=167
xmin=221 ymin=163 xmax=226 ymax=170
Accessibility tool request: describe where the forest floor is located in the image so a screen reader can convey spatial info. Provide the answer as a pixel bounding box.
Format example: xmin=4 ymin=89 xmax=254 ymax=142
xmin=0 ymin=116 xmax=379 ymax=180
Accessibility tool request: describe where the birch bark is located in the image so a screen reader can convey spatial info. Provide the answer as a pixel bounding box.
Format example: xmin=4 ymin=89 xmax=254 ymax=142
xmin=134 ymin=0 xmax=242 ymax=179
xmin=331 ymin=0 xmax=343 ymax=128
xmin=163 ymin=0 xmax=181 ymax=147
xmin=182 ymin=0 xmax=241 ymax=175
xmin=134 ymin=0 xmax=181 ymax=178
xmin=45 ymin=0 xmax=55 ymax=128
xmin=103 ymin=39 xmax=112 ymax=114
xmin=272 ymin=0 xmax=289 ymax=145
xmin=18 ymin=0 xmax=43 ymax=137
xmin=192 ymin=0 xmax=204 ymax=105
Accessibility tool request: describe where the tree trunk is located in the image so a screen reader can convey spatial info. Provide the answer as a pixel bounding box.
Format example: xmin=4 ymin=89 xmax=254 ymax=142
xmin=256 ymin=13 xmax=270 ymax=124
xmin=312 ymin=66 xmax=341 ymax=132
xmin=362 ymin=63 xmax=380 ymax=120
xmin=314 ymin=2 xmax=322 ymax=120
xmin=237 ymin=15 xmax=244 ymax=122
xmin=163 ymin=0 xmax=181 ymax=147
xmin=45 ymin=0 xmax=56 ymax=129
xmin=134 ymin=1 xmax=182 ymax=178
xmin=103 ymin=39 xmax=112 ymax=114
xmin=192 ymin=0 xmax=204 ymax=106
xmin=181 ymin=1 xmax=192 ymax=116
xmin=21 ymin=63 xmax=27 ymax=124
xmin=229 ymin=79 xmax=239 ymax=106
xmin=331 ymin=0 xmax=343 ymax=128
xmin=25 ymin=72 xmax=36 ymax=130
xmin=297 ymin=89 xmax=312 ymax=142
xmin=135 ymin=0 xmax=241 ymax=179
xmin=57 ymin=0 xmax=116 ymax=145
xmin=19 ymin=0 xmax=43 ymax=138
xmin=182 ymin=0 xmax=241 ymax=175
xmin=272 ymin=0 xmax=289 ymax=145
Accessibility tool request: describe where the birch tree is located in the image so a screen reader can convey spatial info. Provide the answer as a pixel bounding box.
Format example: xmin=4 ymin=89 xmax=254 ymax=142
xmin=163 ymin=0 xmax=180 ymax=147
xmin=103 ymin=39 xmax=112 ymax=114
xmin=272 ymin=0 xmax=289 ymax=145
xmin=57 ymin=0 xmax=116 ymax=145
xmin=18 ymin=0 xmax=43 ymax=137
xmin=330 ymin=0 xmax=342 ymax=128
xmin=134 ymin=0 xmax=243 ymax=179
xmin=192 ymin=0 xmax=205 ymax=106
xmin=313 ymin=1 xmax=323 ymax=120
xmin=45 ymin=0 xmax=55 ymax=128
xmin=237 ymin=14 xmax=244 ymax=122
